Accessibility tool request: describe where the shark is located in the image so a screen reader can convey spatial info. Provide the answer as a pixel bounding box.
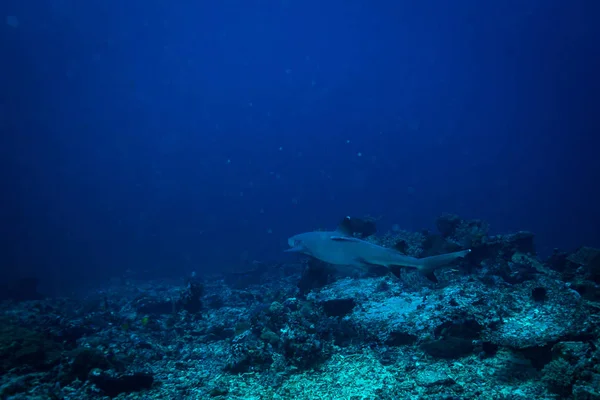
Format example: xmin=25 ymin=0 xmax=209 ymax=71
xmin=286 ymin=217 xmax=471 ymax=281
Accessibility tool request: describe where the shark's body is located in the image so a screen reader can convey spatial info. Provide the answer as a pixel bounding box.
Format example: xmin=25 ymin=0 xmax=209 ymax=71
xmin=286 ymin=225 xmax=470 ymax=278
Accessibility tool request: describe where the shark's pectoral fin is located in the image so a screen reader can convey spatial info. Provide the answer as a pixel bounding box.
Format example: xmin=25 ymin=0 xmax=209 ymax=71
xmin=355 ymin=257 xmax=376 ymax=266
xmin=330 ymin=236 xmax=362 ymax=242
xmin=285 ymin=246 xmax=305 ymax=253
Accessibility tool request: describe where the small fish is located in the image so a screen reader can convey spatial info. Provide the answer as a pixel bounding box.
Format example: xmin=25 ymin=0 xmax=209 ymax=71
xmin=286 ymin=217 xmax=470 ymax=281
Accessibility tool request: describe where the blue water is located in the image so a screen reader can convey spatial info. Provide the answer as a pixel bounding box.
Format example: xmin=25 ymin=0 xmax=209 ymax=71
xmin=1 ymin=0 xmax=599 ymax=292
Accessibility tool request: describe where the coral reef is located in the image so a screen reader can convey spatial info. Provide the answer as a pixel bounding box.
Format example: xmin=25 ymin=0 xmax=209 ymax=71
xmin=1 ymin=214 xmax=600 ymax=399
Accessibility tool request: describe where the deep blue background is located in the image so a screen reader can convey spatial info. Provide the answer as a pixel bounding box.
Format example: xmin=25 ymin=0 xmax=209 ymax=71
xmin=1 ymin=0 xmax=599 ymax=293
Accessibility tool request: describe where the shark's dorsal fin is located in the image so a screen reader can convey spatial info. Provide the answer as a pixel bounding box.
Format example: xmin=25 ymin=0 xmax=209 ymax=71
xmin=335 ymin=215 xmax=377 ymax=238
xmin=334 ymin=216 xmax=354 ymax=236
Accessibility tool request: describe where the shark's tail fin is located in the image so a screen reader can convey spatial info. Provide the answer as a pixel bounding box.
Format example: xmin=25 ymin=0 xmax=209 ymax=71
xmin=417 ymin=249 xmax=471 ymax=282
xmin=419 ymin=249 xmax=471 ymax=271
xmin=388 ymin=249 xmax=471 ymax=282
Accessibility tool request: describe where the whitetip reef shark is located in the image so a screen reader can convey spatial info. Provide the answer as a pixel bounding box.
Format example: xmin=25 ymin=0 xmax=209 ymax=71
xmin=286 ymin=217 xmax=470 ymax=281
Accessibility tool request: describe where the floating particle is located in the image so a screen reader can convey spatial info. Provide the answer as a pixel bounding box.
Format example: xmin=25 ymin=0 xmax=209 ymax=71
xmin=226 ymin=159 xmax=231 ymax=164
xmin=279 ymin=146 xmax=283 ymax=151
xmin=6 ymin=15 xmax=19 ymax=28
xmin=267 ymin=228 xmax=273 ymax=234
xmin=346 ymin=140 xmax=350 ymax=144
xmin=357 ymin=152 xmax=362 ymax=157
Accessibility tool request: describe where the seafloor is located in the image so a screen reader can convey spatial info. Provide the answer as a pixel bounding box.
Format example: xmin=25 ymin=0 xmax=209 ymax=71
xmin=1 ymin=214 xmax=599 ymax=400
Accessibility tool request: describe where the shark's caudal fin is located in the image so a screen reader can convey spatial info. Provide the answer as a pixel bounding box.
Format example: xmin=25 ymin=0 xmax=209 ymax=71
xmin=388 ymin=249 xmax=471 ymax=282
xmin=418 ymin=249 xmax=471 ymax=281
xmin=418 ymin=249 xmax=471 ymax=271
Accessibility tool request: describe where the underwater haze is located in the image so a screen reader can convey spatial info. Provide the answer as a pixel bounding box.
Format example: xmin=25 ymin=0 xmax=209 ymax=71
xmin=1 ymin=0 xmax=599 ymax=292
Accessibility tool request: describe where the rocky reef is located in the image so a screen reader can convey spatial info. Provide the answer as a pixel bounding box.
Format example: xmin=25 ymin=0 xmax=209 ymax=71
xmin=1 ymin=214 xmax=600 ymax=399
